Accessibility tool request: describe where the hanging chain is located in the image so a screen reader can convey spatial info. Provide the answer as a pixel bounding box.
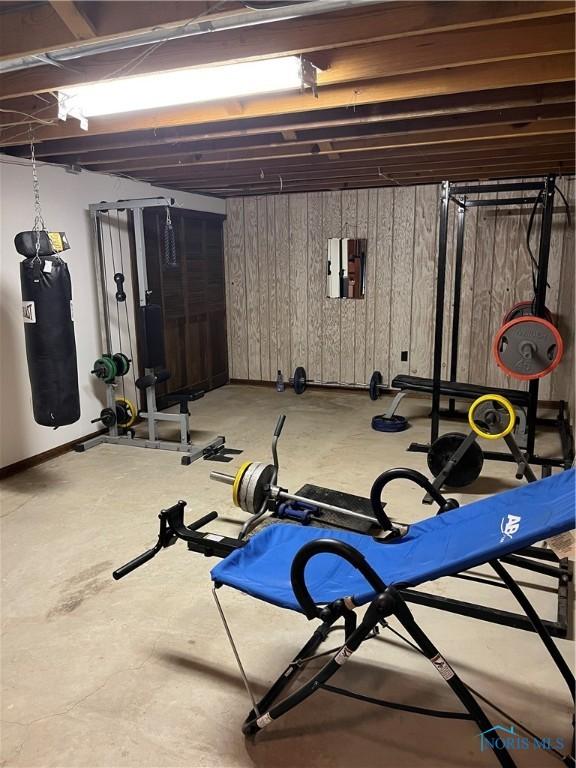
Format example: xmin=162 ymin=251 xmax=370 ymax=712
xmin=29 ymin=132 xmax=46 ymax=259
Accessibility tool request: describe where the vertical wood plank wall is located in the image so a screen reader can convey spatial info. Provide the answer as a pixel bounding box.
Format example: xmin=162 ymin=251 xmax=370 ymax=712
xmin=224 ymin=178 xmax=575 ymax=410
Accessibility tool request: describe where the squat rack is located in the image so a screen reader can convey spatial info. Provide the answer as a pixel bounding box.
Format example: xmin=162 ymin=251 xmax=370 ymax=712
xmin=408 ymin=175 xmax=574 ymax=470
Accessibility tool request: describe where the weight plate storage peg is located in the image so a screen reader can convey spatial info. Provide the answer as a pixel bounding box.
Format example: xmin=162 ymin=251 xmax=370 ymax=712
xmin=293 ymin=366 xmax=307 ymax=395
xmin=427 ymin=432 xmax=484 ymax=488
xmin=369 ymin=370 xmax=383 ymax=401
xmin=493 ymin=316 xmax=563 ymax=380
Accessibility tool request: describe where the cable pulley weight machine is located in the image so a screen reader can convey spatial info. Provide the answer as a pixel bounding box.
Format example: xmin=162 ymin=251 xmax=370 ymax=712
xmin=76 ymin=197 xmax=237 ymax=465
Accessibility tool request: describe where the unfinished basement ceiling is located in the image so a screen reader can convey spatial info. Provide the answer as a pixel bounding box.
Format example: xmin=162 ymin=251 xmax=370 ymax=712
xmin=0 ymin=0 xmax=574 ymax=196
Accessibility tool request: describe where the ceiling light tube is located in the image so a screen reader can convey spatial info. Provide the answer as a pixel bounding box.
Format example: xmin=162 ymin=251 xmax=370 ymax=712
xmin=58 ymin=56 xmax=311 ymax=125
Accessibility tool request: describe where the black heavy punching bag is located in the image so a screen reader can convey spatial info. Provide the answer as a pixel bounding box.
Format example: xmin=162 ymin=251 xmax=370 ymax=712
xmin=17 ymin=231 xmax=81 ymax=427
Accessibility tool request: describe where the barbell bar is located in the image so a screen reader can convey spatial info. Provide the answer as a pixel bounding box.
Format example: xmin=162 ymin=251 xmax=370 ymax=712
xmin=210 ymin=466 xmax=376 ymax=525
xmin=290 ymin=365 xmax=386 ymax=401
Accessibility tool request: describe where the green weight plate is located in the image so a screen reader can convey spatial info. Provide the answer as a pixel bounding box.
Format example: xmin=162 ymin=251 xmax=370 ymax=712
xmin=427 ymin=432 xmax=484 ymax=488
xmin=293 ymin=366 xmax=307 ymax=395
xmin=93 ymin=355 xmax=116 ymax=383
xmin=369 ymin=370 xmax=383 ymax=401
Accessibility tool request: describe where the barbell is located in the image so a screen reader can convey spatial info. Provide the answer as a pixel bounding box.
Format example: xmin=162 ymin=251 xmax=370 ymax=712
xmin=211 ymin=463 xmax=376 ymax=526
xmin=290 ymin=365 xmax=387 ymax=401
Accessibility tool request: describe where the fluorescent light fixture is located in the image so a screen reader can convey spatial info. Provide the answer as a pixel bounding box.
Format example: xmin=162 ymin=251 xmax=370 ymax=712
xmin=58 ymin=56 xmax=307 ymax=122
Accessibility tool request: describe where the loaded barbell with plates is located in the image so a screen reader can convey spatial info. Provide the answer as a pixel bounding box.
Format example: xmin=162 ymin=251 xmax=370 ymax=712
xmin=290 ymin=365 xmax=388 ymax=399
xmin=214 ymin=459 xmax=377 ymax=523
xmin=493 ymin=315 xmax=563 ymax=381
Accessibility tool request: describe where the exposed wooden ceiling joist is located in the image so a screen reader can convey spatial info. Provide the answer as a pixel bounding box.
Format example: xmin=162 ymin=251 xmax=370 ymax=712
xmin=175 ymin=165 xmax=575 ymax=196
xmin=2 ymin=53 xmax=573 ymax=146
xmin=0 ymin=1 xmax=573 ymax=195
xmin=68 ymin=103 xmax=573 ymax=173
xmin=135 ymin=147 xmax=576 ymax=188
xmin=94 ymin=119 xmax=575 ymax=179
xmin=4 ymin=82 xmax=572 ymax=157
xmin=1 ymin=1 xmax=572 ymax=100
xmin=0 ymin=1 xmax=242 ymax=60
xmin=48 ymin=1 xmax=95 ymax=41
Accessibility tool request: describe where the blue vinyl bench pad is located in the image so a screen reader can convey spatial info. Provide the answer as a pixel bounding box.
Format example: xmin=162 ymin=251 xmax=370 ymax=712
xmin=211 ymin=470 xmax=575 ymax=613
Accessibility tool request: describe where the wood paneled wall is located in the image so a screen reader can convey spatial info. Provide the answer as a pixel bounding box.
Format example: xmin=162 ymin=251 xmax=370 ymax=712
xmin=224 ymin=178 xmax=574 ymax=409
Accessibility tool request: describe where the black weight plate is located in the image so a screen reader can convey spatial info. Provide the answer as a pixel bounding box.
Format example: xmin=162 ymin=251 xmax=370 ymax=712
xmin=112 ymin=352 xmax=130 ymax=377
xmin=427 ymin=432 xmax=484 ymax=488
xmin=369 ymin=370 xmax=383 ymax=401
xmin=371 ymin=414 xmax=408 ymax=432
xmin=293 ymin=366 xmax=307 ymax=395
xmin=100 ymin=407 xmax=116 ymax=428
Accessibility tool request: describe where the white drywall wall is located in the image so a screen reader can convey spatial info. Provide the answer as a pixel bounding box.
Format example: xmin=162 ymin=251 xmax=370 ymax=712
xmin=0 ymin=155 xmax=225 ymax=469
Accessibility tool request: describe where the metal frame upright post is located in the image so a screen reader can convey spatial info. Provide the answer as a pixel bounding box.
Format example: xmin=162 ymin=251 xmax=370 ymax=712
xmin=431 ymin=181 xmax=451 ymax=443
xmin=526 ymin=175 xmax=556 ymax=457
xmin=448 ymin=199 xmax=466 ymax=415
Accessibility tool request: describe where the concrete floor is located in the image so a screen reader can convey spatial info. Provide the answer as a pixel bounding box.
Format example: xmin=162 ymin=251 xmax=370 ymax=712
xmin=1 ymin=384 xmax=573 ymax=768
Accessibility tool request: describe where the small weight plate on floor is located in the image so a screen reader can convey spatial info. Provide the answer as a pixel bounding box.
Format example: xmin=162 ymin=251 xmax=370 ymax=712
xmin=493 ymin=316 xmax=563 ymax=380
xmin=427 ymin=432 xmax=484 ymax=488
xmin=369 ymin=370 xmax=383 ymax=401
xmin=293 ymin=366 xmax=307 ymax=395
xmin=371 ymin=414 xmax=408 ymax=432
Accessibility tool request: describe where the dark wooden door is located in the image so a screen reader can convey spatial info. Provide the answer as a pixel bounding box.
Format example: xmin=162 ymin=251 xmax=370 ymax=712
xmin=140 ymin=207 xmax=228 ymax=398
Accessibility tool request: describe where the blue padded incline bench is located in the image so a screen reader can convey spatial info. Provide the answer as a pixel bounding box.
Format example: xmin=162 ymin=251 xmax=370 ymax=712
xmin=114 ymin=469 xmax=575 ymax=768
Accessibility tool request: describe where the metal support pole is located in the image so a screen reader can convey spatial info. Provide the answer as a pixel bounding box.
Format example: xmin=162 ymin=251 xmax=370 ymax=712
xmin=526 ymin=175 xmax=556 ymax=457
xmin=431 ymin=181 xmax=451 ymax=443
xmin=93 ymin=211 xmax=112 ymax=354
xmin=132 ymin=207 xmax=149 ymax=308
xmin=449 ymin=200 xmax=466 ymax=414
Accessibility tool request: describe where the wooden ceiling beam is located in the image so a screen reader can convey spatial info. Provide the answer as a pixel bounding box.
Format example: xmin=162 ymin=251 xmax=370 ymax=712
xmin=86 ymin=118 xmax=575 ymax=175
xmin=6 ymin=82 xmax=572 ymax=158
xmin=132 ymin=136 xmax=575 ymax=178
xmin=49 ymin=2 xmax=95 ymax=41
xmin=70 ymin=103 xmax=573 ymax=171
xmin=2 ymin=54 xmax=572 ymax=146
xmin=1 ymin=2 xmax=572 ymax=98
xmin=0 ymin=2 xmax=243 ymax=60
xmin=176 ymin=166 xmax=574 ymax=195
xmin=138 ymin=148 xmax=575 ymax=187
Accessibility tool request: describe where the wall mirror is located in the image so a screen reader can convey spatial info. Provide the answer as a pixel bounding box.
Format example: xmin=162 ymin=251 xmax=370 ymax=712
xmin=326 ymin=238 xmax=366 ymax=299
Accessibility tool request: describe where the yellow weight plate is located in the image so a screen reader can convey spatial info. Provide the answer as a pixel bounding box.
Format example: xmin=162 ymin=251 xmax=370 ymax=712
xmin=232 ymin=461 xmax=252 ymax=507
xmin=116 ymin=397 xmax=137 ymax=428
xmin=468 ymin=394 xmax=515 ymax=440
